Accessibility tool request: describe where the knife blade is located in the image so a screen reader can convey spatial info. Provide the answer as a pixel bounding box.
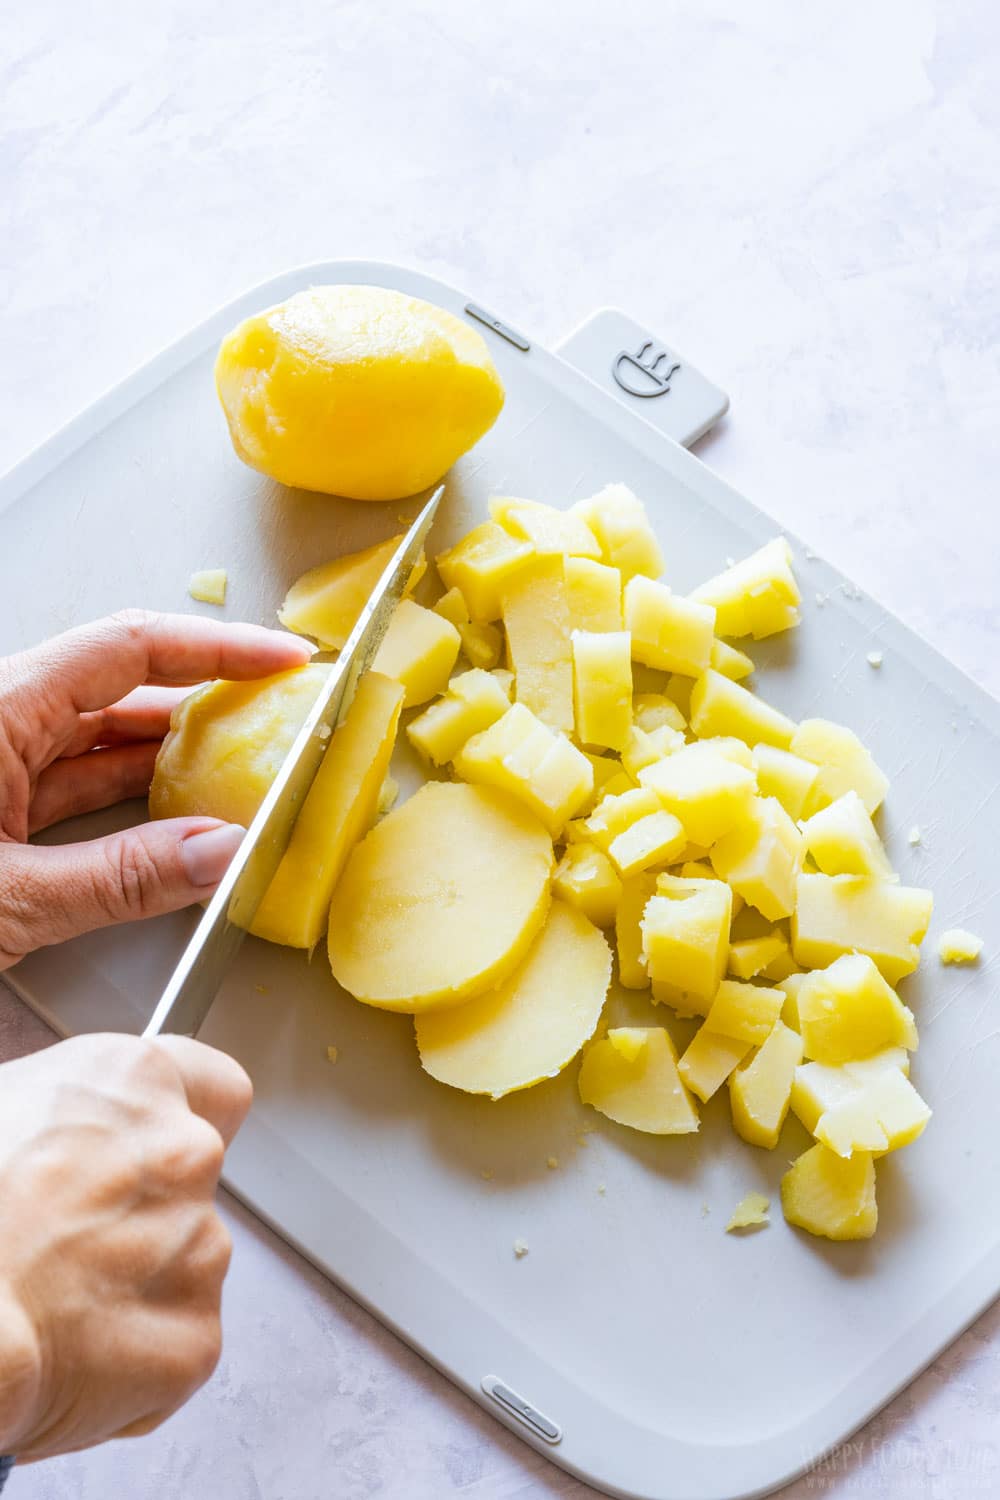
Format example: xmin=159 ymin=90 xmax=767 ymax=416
xmin=144 ymin=485 xmax=443 ymax=1039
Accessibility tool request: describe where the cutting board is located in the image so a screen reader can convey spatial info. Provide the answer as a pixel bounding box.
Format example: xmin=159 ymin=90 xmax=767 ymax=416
xmin=1 ymin=262 xmax=998 ymax=1500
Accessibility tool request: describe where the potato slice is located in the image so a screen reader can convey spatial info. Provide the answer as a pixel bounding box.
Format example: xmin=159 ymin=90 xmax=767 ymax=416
xmin=565 ymin=557 xmax=623 ymax=632
xmin=150 ymin=664 xmax=330 ymax=827
xmin=415 ymin=901 xmax=611 ymax=1098
xmin=729 ymin=1019 xmax=803 ymax=1149
xmin=327 ymin=781 xmax=553 ymax=1012
xmin=792 ymin=874 xmax=933 ymax=985
xmin=279 ymin=535 xmax=423 ymax=650
xmin=250 ymin=672 xmax=405 ymax=949
xmin=502 ymin=556 xmax=574 ymax=732
xmin=579 ymin=1027 xmax=699 ymax=1134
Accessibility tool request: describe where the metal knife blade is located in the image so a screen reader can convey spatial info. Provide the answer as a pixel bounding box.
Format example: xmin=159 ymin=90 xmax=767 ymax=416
xmin=144 ymin=485 xmax=443 ymax=1039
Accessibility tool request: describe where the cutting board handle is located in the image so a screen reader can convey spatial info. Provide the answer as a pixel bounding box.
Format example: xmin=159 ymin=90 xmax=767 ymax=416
xmin=554 ymin=307 xmax=729 ymax=449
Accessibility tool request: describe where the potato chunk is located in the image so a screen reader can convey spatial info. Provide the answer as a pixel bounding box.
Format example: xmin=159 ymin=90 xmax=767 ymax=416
xmin=552 ymin=843 xmax=622 ymax=928
xmin=572 ymin=630 xmax=633 ymax=751
xmin=279 ymin=534 xmax=420 ymax=650
xmin=704 ymin=978 xmax=784 ymax=1046
xmin=938 ymin=928 xmax=983 ymax=964
xmin=639 ymin=743 xmax=757 ymax=847
xmin=373 ymin=599 xmax=460 ymax=707
xmin=250 ymin=672 xmax=405 ymax=949
xmin=791 ymin=719 xmax=888 ymax=816
xmin=407 ymin=668 xmax=510 ymax=765
xmin=502 ymin=556 xmax=574 ymax=731
xmin=489 ymin=496 xmax=601 ymax=557
xmin=795 ymin=955 xmax=918 ymax=1064
xmin=454 ymin=702 xmax=593 ymax=836
xmin=616 ymin=871 xmax=658 ymax=989
xmin=327 ymin=782 xmax=553 ymax=1012
xmin=689 ymin=670 xmax=795 ymax=750
xmin=815 ymin=1069 xmax=931 ymax=1158
xmin=792 ymin=874 xmax=933 ymax=984
xmin=710 ymin=639 xmax=754 ymax=681
xmin=458 ymin=621 xmax=503 ymax=669
xmin=436 ymin=520 xmax=533 ymax=622
xmin=710 ymin=795 xmax=803 ymax=921
xmin=752 ymin=744 xmax=823 ymax=821
xmin=579 ymin=1027 xmax=699 ymax=1134
xmin=416 ymin=901 xmax=610 ymax=1098
xmin=691 ymin=538 xmax=801 ymax=639
xmin=730 ymin=1020 xmax=803 ymax=1149
xmin=791 ymin=1047 xmax=911 ymax=1135
xmin=188 ymin=568 xmax=228 ymax=605
xmin=800 ymin=791 xmax=893 ymax=878
xmin=641 ymin=874 xmax=732 ymax=1014
xmin=781 ymin=1143 xmax=877 ymax=1241
xmin=678 ymin=1028 xmax=752 ymax=1102
xmin=623 ymin=576 xmax=715 ymax=676
xmin=571 ymin=484 xmax=664 ymax=582
xmin=565 ymin=557 xmax=623 ymax=632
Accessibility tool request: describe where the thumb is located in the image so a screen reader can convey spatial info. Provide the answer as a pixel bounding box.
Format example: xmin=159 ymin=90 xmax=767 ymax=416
xmin=0 ymin=819 xmax=245 ymax=964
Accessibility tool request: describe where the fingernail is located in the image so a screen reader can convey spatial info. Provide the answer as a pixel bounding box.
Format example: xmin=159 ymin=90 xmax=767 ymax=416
xmin=181 ymin=824 xmax=246 ymax=887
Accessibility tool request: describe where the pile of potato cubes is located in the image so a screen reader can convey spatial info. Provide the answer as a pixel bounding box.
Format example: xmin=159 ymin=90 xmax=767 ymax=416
xmin=279 ymin=485 xmax=936 ymax=1242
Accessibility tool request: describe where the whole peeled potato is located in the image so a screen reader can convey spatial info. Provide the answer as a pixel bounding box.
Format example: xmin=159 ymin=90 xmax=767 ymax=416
xmin=214 ymin=284 xmax=505 ymax=500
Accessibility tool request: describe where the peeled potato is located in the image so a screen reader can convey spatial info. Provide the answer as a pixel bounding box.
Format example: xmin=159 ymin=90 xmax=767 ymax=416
xmin=150 ymin=664 xmax=329 ymax=827
xmin=578 ymin=1028 xmax=699 ymax=1134
xmin=327 ymin=781 xmax=554 ymax=1012
xmin=415 ymin=901 xmax=611 ymax=1098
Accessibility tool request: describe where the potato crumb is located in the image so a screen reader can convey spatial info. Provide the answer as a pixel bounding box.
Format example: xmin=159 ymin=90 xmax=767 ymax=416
xmin=378 ymin=776 xmax=399 ymax=815
xmin=908 ymin=826 xmax=922 ymax=846
xmin=938 ymin=928 xmax=984 ymax=965
xmin=866 ymin=651 xmax=883 ymax=668
xmin=597 ymin=1183 xmax=606 ymax=1195
xmin=546 ymin=1156 xmax=559 ymax=1170
xmin=815 ymin=592 xmax=828 ymax=608
xmin=480 ymin=1168 xmax=494 ymax=1181
xmin=577 ymin=1134 xmax=589 ymax=1147
xmin=701 ymin=1203 xmax=711 ymax=1218
xmin=326 ymin=1045 xmax=339 ymax=1064
xmin=513 ymin=1238 xmax=529 ymax=1258
xmin=254 ymin=984 xmax=269 ymax=994
xmin=726 ymin=1192 xmax=770 ymax=1232
xmin=188 ymin=569 xmax=228 ymax=606
xmin=804 ymin=548 xmax=816 ymax=561
xmin=317 ymin=723 xmax=332 ymax=742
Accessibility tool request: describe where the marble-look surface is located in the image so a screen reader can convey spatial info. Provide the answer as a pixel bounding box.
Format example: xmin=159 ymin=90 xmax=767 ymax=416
xmin=2 ymin=1 xmax=999 ymax=1495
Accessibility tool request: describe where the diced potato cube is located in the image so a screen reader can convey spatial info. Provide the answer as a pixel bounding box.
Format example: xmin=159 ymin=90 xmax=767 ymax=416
xmin=616 ymin=871 xmax=658 ymax=988
xmin=938 ymin=928 xmax=984 ymax=964
xmin=710 ymin=639 xmax=754 ymax=681
xmin=433 ymin=586 xmax=469 ymax=627
xmin=624 ymin=576 xmax=716 ymax=676
xmin=728 ymin=930 xmax=790 ymax=981
xmin=704 ymin=978 xmax=784 ymax=1045
xmin=729 ymin=1020 xmax=803 ymax=1149
xmin=619 ymin=723 xmax=685 ymax=780
xmin=760 ymin=948 xmax=801 ymax=983
xmin=791 ymin=719 xmax=889 ymax=816
xmin=579 ymin=1027 xmax=700 ymax=1134
xmin=552 ymin=843 xmax=622 ymax=928
xmin=689 ymin=670 xmax=796 ymax=750
xmin=489 ymin=496 xmax=601 ymax=557
xmin=502 ymin=557 xmax=574 ymax=731
xmin=407 ymin=669 xmax=511 ymax=765
xmin=633 ymin=693 xmax=687 ymax=733
xmin=437 ymin=521 xmax=533 ymax=622
xmin=491 ymin=667 xmax=514 ymax=697
xmin=752 ymin=744 xmax=824 ymax=821
xmin=572 ymin=630 xmax=633 ymax=751
xmin=665 ymin=673 xmax=693 ymax=720
xmin=608 ymin=1027 xmax=648 ymax=1063
xmin=691 ymin=537 xmax=801 ymax=640
xmin=572 ymin=483 xmax=664 ymax=582
xmin=781 ymin=1143 xmax=877 ymax=1241
xmin=791 ymin=1047 xmax=910 ymax=1134
xmin=796 ymin=954 xmax=918 ymax=1064
xmin=711 ymin=795 xmax=803 ymax=921
xmin=373 ymin=599 xmax=461 ymax=707
xmin=800 ymin=790 xmax=893 ymax=878
xmin=454 ymin=702 xmax=593 ymax=836
xmin=188 ymin=568 xmax=228 ymax=605
xmin=792 ymin=874 xmax=933 ymax=984
xmin=565 ymin=556 xmax=623 ymax=632
xmin=458 ymin=620 xmax=502 ymax=669
xmin=641 ymin=874 xmax=732 ymax=1012
xmin=778 ymin=970 xmax=810 ymax=1031
xmin=585 ymin=787 xmax=661 ymax=848
xmin=639 ymin=743 xmax=757 ymax=847
xmin=705 ymin=736 xmax=756 ymax=769
xmin=726 ymin=1192 xmax=770 ymax=1230
xmin=678 ymin=1027 xmax=752 ymax=1101
xmin=816 ymin=1069 xmax=931 ymax=1158
xmin=578 ymin=751 xmax=630 ymax=814
xmin=607 ymin=810 xmax=687 ymax=878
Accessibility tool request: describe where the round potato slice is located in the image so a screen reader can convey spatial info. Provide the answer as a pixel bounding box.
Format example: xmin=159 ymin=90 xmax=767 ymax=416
xmin=415 ymin=901 xmax=611 ymax=1098
xmin=327 ymin=781 xmax=553 ymax=1012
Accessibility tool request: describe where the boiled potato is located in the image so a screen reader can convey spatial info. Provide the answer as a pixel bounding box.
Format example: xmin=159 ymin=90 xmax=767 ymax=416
xmin=372 ymin=599 xmax=460 ymax=706
xmin=692 ymin=538 xmax=801 ymax=639
xmin=781 ymin=1143 xmax=877 ymax=1241
xmin=327 ymin=781 xmax=553 ymax=1012
xmin=579 ymin=1027 xmax=699 ymax=1134
xmin=501 ymin=556 xmax=574 ymax=731
xmin=279 ymin=534 xmax=423 ymax=650
xmin=415 ymin=901 xmax=611 ymax=1098
xmin=729 ymin=1020 xmax=803 ymax=1149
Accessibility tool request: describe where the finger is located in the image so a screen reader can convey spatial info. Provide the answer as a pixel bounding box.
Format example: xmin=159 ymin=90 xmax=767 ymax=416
xmin=61 ymin=686 xmax=193 ymax=756
xmin=28 ymin=742 xmax=162 ymax=834
xmin=0 ymin=818 xmax=245 ymax=971
xmin=5 ymin=611 xmax=314 ymax=744
xmin=152 ymin=1036 xmax=253 ymax=1147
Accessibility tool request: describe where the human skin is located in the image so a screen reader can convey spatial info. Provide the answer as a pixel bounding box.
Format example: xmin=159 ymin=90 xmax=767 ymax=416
xmin=0 ymin=610 xmax=311 ymax=1459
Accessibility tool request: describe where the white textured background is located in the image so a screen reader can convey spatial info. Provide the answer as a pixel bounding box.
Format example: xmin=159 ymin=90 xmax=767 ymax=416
xmin=2 ymin=1 xmax=1000 ymax=1496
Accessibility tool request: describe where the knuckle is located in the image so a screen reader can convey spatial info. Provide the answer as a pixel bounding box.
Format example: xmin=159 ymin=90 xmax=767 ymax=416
xmin=98 ymin=831 xmax=164 ymax=920
xmin=109 ymin=606 xmax=158 ymax=640
xmin=189 ymin=1320 xmax=223 ymax=1386
xmin=159 ymin=1116 xmax=225 ymax=1187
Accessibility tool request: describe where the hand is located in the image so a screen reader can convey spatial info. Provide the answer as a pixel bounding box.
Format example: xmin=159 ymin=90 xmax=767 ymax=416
xmin=0 ymin=608 xmax=312 ymax=970
xmin=0 ymin=1032 xmax=252 ymax=1458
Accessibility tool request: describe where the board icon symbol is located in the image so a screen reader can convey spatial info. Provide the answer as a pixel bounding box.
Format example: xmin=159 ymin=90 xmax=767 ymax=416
xmin=613 ymin=341 xmax=681 ymax=398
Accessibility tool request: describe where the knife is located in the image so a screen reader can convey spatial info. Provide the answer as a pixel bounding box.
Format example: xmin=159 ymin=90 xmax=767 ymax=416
xmin=143 ymin=485 xmax=443 ymax=1039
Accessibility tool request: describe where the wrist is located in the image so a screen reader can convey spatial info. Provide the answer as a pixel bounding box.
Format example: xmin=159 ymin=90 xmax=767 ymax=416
xmin=0 ymin=1279 xmax=41 ymax=1453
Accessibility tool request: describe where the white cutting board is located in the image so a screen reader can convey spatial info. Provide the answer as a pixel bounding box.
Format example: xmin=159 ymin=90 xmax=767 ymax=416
xmin=2 ymin=262 xmax=999 ymax=1500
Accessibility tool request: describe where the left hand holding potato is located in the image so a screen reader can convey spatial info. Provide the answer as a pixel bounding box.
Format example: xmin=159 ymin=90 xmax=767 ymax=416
xmin=0 ymin=609 xmax=312 ymax=970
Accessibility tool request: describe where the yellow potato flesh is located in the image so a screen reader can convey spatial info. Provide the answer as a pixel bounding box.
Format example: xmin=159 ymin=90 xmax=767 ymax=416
xmin=150 ymin=664 xmax=331 ymax=827
xmin=327 ymin=781 xmax=554 ymax=1012
xmin=729 ymin=1020 xmax=803 ymax=1149
xmin=250 ymin=672 xmax=404 ymax=948
xmin=279 ymin=534 xmax=404 ymax=649
xmin=373 ymin=599 xmax=461 ymax=707
xmin=502 ymin=556 xmax=574 ymax=732
xmin=415 ymin=901 xmax=611 ymax=1098
xmin=579 ymin=1027 xmax=699 ymax=1134
xmin=781 ymin=1143 xmax=877 ymax=1241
